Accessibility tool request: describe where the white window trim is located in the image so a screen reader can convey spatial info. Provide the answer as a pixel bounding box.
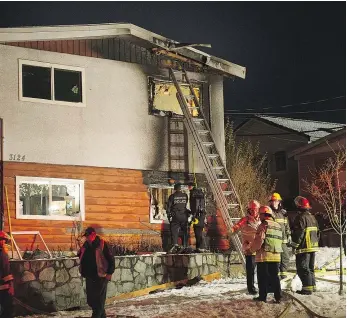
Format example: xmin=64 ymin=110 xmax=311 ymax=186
xmin=19 ymin=59 xmax=86 ymax=107
xmin=16 ymin=176 xmax=85 ymax=221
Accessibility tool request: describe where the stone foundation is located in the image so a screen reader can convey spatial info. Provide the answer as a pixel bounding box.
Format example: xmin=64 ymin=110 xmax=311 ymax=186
xmin=11 ymin=252 xmax=243 ymax=316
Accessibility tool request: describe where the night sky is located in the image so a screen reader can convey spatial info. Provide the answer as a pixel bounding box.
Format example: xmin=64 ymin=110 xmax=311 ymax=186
xmin=0 ymin=2 xmax=345 ymax=123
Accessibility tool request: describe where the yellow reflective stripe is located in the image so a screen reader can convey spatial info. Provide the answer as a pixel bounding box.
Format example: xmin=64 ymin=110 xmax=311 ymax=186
xmin=296 ymin=247 xmax=319 ymax=254
xmin=306 ymin=228 xmax=311 ymax=250
xmin=304 ymin=227 xmax=318 ymax=231
xmin=276 ymin=219 xmax=285 ymax=223
xmin=302 ymin=286 xmax=314 ymax=291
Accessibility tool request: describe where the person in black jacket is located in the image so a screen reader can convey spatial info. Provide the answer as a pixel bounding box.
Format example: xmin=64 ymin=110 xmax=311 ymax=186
xmin=0 ymin=231 xmax=14 ymax=318
xmin=167 ymin=183 xmax=189 ymax=251
xmin=290 ymin=197 xmax=319 ymax=295
xmin=79 ymin=227 xmax=115 ymax=318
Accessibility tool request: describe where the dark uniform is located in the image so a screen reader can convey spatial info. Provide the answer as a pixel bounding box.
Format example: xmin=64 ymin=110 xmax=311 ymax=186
xmin=272 ymin=208 xmax=291 ymax=279
xmin=189 ymin=187 xmax=206 ymax=250
xmin=167 ymin=188 xmax=189 ymax=247
xmin=291 ymin=207 xmax=319 ymax=295
xmin=0 ymin=233 xmax=14 ymax=318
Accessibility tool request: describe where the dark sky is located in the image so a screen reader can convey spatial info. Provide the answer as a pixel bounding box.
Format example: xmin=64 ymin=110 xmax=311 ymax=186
xmin=1 ymin=2 xmax=346 ymax=123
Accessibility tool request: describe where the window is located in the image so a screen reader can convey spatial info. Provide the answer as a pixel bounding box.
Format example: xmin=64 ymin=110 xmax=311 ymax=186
xmin=16 ymin=176 xmax=85 ymax=220
xmin=149 ymin=184 xmax=189 ymax=224
xmin=274 ymin=151 xmax=287 ymax=171
xmin=19 ymin=60 xmax=85 ymax=107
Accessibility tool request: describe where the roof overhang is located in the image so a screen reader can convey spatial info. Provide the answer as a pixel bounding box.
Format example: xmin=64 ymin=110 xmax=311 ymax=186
xmin=0 ymin=23 xmax=246 ymax=79
xmin=288 ymin=128 xmax=346 ymax=159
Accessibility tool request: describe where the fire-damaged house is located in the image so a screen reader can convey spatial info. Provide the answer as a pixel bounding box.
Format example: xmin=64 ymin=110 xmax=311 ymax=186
xmin=0 ymin=23 xmax=246 ymax=255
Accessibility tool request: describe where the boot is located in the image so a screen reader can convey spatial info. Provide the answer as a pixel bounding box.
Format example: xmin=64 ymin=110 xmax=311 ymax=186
xmin=296 ymin=290 xmax=312 ymax=295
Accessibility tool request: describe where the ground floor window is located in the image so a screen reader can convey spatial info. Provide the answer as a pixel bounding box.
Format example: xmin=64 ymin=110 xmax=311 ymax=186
xmin=16 ymin=176 xmax=85 ymax=221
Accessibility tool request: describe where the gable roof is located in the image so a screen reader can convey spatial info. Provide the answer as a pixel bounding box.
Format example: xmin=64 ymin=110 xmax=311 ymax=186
xmin=0 ymin=23 xmax=246 ymax=79
xmin=288 ymin=127 xmax=346 ymax=158
xmin=235 ymin=115 xmax=345 ymax=142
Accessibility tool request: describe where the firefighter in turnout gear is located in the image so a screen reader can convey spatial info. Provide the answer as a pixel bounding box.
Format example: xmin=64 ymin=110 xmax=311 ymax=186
xmin=291 ymin=196 xmax=319 ymax=295
xmin=269 ymin=192 xmax=291 ymax=280
xmin=250 ymin=206 xmax=283 ymax=303
xmin=167 ymin=183 xmax=190 ymax=251
xmin=189 ymin=185 xmax=207 ymax=251
xmin=0 ymin=231 xmax=14 ymax=318
xmin=231 ymin=200 xmax=261 ymax=295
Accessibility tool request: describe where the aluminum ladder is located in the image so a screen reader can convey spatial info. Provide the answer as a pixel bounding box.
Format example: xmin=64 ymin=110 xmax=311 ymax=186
xmin=169 ymin=68 xmax=246 ymax=267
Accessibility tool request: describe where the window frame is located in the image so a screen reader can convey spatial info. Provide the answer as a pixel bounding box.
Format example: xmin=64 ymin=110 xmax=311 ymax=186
xmin=274 ymin=151 xmax=287 ymax=172
xmin=19 ymin=59 xmax=86 ymax=107
xmin=16 ymin=176 xmax=85 ymax=221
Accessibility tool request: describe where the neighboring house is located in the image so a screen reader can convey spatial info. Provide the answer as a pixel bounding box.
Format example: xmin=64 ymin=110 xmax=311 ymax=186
xmin=289 ymin=128 xmax=346 ymax=247
xmin=0 ymin=23 xmax=246 ymax=252
xmin=234 ymin=115 xmax=345 ymax=200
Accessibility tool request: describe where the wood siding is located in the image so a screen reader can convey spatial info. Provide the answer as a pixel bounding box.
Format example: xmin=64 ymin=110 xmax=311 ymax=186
xmin=2 ymin=161 xmax=158 ymax=251
xmin=5 ymin=39 xmax=199 ymax=73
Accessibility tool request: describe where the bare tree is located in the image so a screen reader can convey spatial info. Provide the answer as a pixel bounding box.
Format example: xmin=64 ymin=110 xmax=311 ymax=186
xmin=304 ymin=146 xmax=346 ymax=294
xmin=225 ymin=121 xmax=276 ymax=217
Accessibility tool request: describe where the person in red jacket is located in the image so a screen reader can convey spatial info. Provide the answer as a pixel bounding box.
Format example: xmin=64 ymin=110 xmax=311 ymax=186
xmin=231 ymin=200 xmax=261 ymax=294
xmin=0 ymin=231 xmax=14 ymax=318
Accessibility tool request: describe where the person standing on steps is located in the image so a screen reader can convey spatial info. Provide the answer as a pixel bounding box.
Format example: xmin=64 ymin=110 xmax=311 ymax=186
xmin=250 ymin=206 xmax=283 ymax=303
xmin=78 ymin=227 xmax=115 ymax=318
xmin=231 ymin=200 xmax=261 ymax=295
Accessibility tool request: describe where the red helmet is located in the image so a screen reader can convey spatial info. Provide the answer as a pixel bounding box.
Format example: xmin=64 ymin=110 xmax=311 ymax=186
xmin=294 ymin=196 xmax=311 ymax=209
xmin=0 ymin=231 xmax=10 ymax=243
xmin=259 ymin=205 xmax=273 ymax=216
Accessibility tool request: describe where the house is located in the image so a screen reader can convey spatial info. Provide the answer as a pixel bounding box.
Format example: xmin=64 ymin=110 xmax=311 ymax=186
xmin=0 ymin=23 xmax=246 ymax=253
xmin=288 ymin=128 xmax=346 ymax=246
xmin=234 ymin=115 xmax=345 ymax=200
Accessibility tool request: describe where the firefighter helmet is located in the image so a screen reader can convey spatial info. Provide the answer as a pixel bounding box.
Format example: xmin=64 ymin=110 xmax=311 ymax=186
xmin=0 ymin=231 xmax=10 ymax=243
xmin=270 ymin=192 xmax=282 ymax=201
xmin=247 ymin=200 xmax=260 ymax=211
xmin=259 ymin=205 xmax=273 ymax=216
xmin=294 ymin=196 xmax=311 ymax=209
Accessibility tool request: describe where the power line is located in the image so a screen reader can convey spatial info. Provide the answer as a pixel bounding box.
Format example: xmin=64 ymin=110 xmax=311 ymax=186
xmin=224 ymin=108 xmax=346 ymax=115
xmin=225 ymin=95 xmax=345 ymax=113
xmin=236 ymin=128 xmax=345 ymax=137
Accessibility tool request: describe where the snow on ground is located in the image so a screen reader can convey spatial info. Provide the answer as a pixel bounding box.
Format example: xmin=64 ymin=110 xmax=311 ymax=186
xmin=17 ymin=248 xmax=346 ymax=318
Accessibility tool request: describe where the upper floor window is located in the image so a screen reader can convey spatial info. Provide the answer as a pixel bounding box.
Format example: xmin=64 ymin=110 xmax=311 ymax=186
xmin=19 ymin=60 xmax=86 ymax=107
xmin=16 ymin=176 xmax=85 ymax=221
xmin=274 ymin=151 xmax=287 ymax=171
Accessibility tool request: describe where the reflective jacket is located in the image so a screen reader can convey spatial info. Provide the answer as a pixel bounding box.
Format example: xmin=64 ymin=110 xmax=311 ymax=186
xmin=0 ymin=247 xmax=13 ymax=291
xmin=251 ymin=217 xmax=283 ymax=262
xmin=291 ymin=210 xmax=319 ymax=254
xmin=272 ymin=208 xmax=291 ymax=244
xmin=232 ymin=216 xmax=260 ymax=255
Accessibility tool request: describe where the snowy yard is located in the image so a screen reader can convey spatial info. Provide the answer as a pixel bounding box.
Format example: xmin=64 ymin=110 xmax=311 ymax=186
xmin=17 ymin=248 xmax=346 ymax=318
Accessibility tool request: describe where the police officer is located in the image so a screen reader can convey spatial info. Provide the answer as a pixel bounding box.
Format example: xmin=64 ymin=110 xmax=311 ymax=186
xmin=167 ymin=183 xmax=189 ymax=251
xmin=0 ymin=231 xmax=14 ymax=318
xmin=269 ymin=192 xmax=291 ymax=280
xmin=231 ymin=200 xmax=261 ymax=295
xmin=291 ymin=196 xmax=319 ymax=295
xmin=249 ymin=206 xmax=283 ymax=303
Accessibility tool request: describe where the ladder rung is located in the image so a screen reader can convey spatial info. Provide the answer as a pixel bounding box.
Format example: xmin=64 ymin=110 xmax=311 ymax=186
xmin=198 ymin=130 xmax=209 ymax=135
xmin=207 ymin=154 xmax=219 ymax=159
xmin=192 ymin=118 xmax=204 ymax=123
xmin=212 ymin=166 xmax=224 ymax=170
xmin=223 ymin=191 xmax=233 ymax=195
xmin=202 ymin=142 xmax=214 ymax=147
xmin=187 ymin=106 xmax=200 ymax=109
xmin=228 ymin=203 xmax=239 ymax=208
xmin=217 ymin=178 xmax=229 ymax=182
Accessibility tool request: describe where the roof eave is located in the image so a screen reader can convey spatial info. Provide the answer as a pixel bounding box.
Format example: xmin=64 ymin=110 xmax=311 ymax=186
xmin=0 ymin=23 xmax=246 ymax=79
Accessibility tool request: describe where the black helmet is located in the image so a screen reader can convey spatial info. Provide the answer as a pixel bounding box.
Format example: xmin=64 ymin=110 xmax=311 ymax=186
xmin=174 ymin=183 xmax=182 ymax=191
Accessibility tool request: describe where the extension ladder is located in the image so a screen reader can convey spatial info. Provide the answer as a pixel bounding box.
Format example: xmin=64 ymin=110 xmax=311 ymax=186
xmin=169 ymin=68 xmax=245 ymax=266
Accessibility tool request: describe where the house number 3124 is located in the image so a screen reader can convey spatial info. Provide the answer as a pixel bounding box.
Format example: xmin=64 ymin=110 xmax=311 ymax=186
xmin=9 ymin=154 xmax=26 ymax=161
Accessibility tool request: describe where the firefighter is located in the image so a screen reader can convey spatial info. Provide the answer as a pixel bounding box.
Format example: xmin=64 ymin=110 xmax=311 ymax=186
xmin=249 ymin=206 xmax=283 ymax=303
xmin=291 ymin=196 xmax=319 ymax=295
xmin=269 ymin=192 xmax=291 ymax=280
xmin=167 ymin=183 xmax=189 ymax=252
xmin=231 ymin=200 xmax=261 ymax=295
xmin=189 ymin=184 xmax=206 ymax=251
xmin=0 ymin=231 xmax=14 ymax=318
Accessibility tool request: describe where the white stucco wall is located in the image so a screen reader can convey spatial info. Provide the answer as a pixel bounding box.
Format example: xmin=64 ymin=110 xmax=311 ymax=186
xmin=0 ymin=44 xmax=171 ymax=171
xmin=0 ymin=44 xmax=226 ymax=174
